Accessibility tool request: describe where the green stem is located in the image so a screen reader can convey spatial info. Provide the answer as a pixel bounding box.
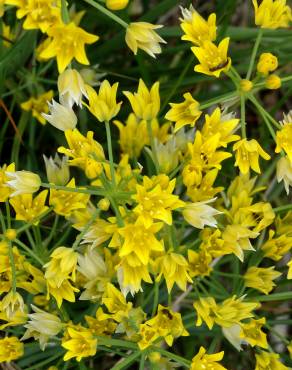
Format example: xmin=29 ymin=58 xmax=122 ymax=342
xmin=273 ymin=204 xmax=292 ymax=213
xmin=5 ymin=200 xmax=11 ymax=228
xmin=7 ymin=240 xmax=17 ymax=292
xmin=240 ymin=94 xmax=246 ymax=138
xmin=246 ymin=29 xmax=263 ymax=80
xmin=139 ymin=353 xmax=146 ymax=370
xmin=248 ymin=94 xmax=281 ymax=129
xmin=82 ymin=0 xmax=128 ymax=28
xmin=146 ymin=119 xmax=159 ymax=174
xmin=0 ymin=210 xmax=6 ymax=232
xmin=151 ymin=282 xmax=159 ymax=317
xmin=200 ymin=91 xmax=238 ymax=109
xmin=161 ymin=54 xmax=194 ymax=112
xmin=153 ymin=348 xmax=191 ymax=368
xmin=61 ymin=0 xmax=70 ymax=24
xmin=44 ymin=214 xmax=59 ymax=248
xmin=14 ymin=239 xmax=44 ymax=266
xmin=253 ymin=291 xmax=292 ymax=301
xmin=41 ymin=182 xmax=106 ymax=196
xmin=254 ymin=74 xmax=292 ymax=89
xmin=105 ymin=120 xmax=116 ymax=187
xmin=96 ymin=337 xmax=138 ymax=350
xmin=111 ymin=351 xmax=141 ymax=370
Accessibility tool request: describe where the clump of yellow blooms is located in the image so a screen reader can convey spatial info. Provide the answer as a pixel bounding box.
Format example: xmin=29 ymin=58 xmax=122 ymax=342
xmin=0 ymin=0 xmax=292 ymax=369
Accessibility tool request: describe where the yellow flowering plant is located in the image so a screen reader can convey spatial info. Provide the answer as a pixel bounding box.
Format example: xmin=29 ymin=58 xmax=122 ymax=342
xmin=0 ymin=0 xmax=292 ymax=369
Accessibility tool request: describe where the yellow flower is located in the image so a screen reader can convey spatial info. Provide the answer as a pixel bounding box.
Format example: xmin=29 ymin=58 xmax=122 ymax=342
xmin=58 ymin=129 xmax=105 ymax=179
xmin=193 ymin=296 xmax=259 ymax=329
xmin=132 ymin=175 xmax=185 ymax=228
xmin=253 ymin=0 xmax=292 ymax=29
xmin=265 ymin=74 xmax=281 ymax=89
xmin=233 ymin=138 xmax=270 ymax=174
xmin=154 ymin=252 xmax=192 ymax=293
xmin=0 ymin=336 xmax=24 ymax=363
xmin=19 ymin=0 xmax=61 ymax=33
xmin=85 ymin=307 xmax=117 ymax=336
xmin=118 ymin=221 xmax=164 ymax=265
xmin=186 ymin=169 xmax=224 ymax=202
xmin=47 ymin=279 xmax=79 ymax=308
xmin=62 ymin=326 xmax=97 ymax=362
xmin=255 ymin=351 xmax=289 ymax=370
xmin=21 ymin=90 xmax=54 ymax=125
xmin=5 ymin=170 xmax=41 ymax=197
xmin=9 ymin=190 xmax=48 ymax=224
xmin=114 ymin=113 xmax=148 ymax=158
xmin=190 ymin=347 xmax=226 ymax=370
xmin=0 ymin=163 xmax=15 ymax=202
xmin=58 ymin=68 xmax=88 ymax=108
xmin=2 ymin=291 xmax=25 ymax=319
xmin=44 ymin=246 xmax=78 ymax=288
xmin=154 ymin=136 xmax=180 ymax=174
xmin=243 ymin=266 xmax=281 ymax=294
xmin=276 ymin=155 xmax=292 ymax=194
xmin=39 ymin=22 xmax=99 ymax=73
xmin=288 ymin=258 xmax=292 ymax=279
xmin=123 ymin=79 xmax=160 ymax=120
xmin=165 ymin=92 xmax=202 ymax=133
xmin=186 ymin=131 xmax=232 ymax=180
xmin=183 ymin=198 xmax=221 ymax=229
xmin=77 ymin=247 xmax=114 ymax=300
xmin=21 ymin=305 xmax=63 ymax=350
xmin=180 ymin=5 xmax=216 ymax=46
xmin=257 ymin=52 xmax=278 ymax=75
xmin=193 ymin=296 xmax=218 ymax=329
xmin=49 ymin=178 xmax=90 ymax=217
xmin=85 ymin=80 xmax=122 ymax=122
xmin=0 ymin=0 xmax=5 ymax=17
xmin=102 ymin=283 xmax=132 ymax=322
xmin=125 ymin=22 xmax=166 ymax=58
xmin=106 ymin=0 xmax=129 ymax=10
xmin=138 ymin=323 xmax=160 ymax=350
xmin=262 ymin=230 xmax=292 ymax=261
xmin=222 ymin=225 xmax=258 ymax=261
xmin=202 ymin=108 xmax=240 ymax=147
xmin=43 ymin=154 xmax=70 ymax=186
xmin=192 ymin=38 xmax=231 ymax=77
xmin=143 ymin=305 xmax=189 ymax=347
xmin=188 ymin=248 xmax=213 ymax=277
xmin=276 ymin=119 xmax=292 ymax=161
xmin=118 ymin=256 xmax=152 ymax=295
xmin=239 ymin=318 xmax=268 ymax=348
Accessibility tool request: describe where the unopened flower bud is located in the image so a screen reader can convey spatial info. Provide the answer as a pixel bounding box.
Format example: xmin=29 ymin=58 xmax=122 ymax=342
xmin=240 ymin=79 xmax=253 ymax=92
xmin=42 ymin=100 xmax=77 ymax=131
xmin=106 ymin=0 xmax=129 ymax=10
xmin=43 ymin=154 xmax=70 ymax=186
xmin=97 ymin=198 xmax=110 ymax=211
xmin=5 ymin=229 xmax=17 ymax=241
xmin=58 ymin=68 xmax=88 ymax=108
xmin=257 ymin=53 xmax=278 ymax=75
xmin=5 ymin=171 xmax=41 ymax=197
xmin=265 ymin=74 xmax=281 ymax=90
